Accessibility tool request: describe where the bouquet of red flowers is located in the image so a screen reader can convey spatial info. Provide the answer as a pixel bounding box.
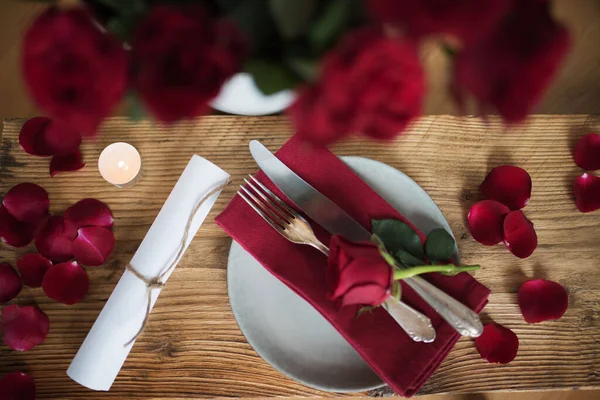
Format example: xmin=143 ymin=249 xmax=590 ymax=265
xmin=22 ymin=0 xmax=570 ymax=145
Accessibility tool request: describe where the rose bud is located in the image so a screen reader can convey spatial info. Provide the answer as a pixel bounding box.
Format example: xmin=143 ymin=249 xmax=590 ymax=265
xmin=326 ymin=235 xmax=393 ymax=307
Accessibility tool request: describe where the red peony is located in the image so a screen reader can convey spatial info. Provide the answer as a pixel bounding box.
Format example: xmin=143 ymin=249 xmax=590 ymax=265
xmin=326 ymin=235 xmax=393 ymax=307
xmin=22 ymin=7 xmax=128 ymax=135
xmin=453 ymin=1 xmax=571 ymax=122
xmin=367 ymin=0 xmax=511 ymax=46
xmin=132 ymin=5 xmax=245 ymax=123
xmin=290 ymin=29 xmax=424 ymax=146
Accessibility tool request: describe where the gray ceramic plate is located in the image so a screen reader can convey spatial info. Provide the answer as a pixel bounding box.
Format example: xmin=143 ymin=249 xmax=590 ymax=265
xmin=227 ymin=156 xmax=456 ymax=393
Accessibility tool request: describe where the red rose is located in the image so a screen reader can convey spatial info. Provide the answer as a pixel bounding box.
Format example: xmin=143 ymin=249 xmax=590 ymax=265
xmin=289 ymin=29 xmax=424 ymax=146
xmin=453 ymin=1 xmax=571 ymax=122
xmin=367 ymin=0 xmax=511 ymax=46
xmin=327 ymin=236 xmax=393 ymax=307
xmin=132 ymin=5 xmax=245 ymax=123
xmin=22 ymin=7 xmax=128 ymax=135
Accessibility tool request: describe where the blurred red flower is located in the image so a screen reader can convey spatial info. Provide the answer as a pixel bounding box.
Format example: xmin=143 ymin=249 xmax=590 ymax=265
xmin=290 ymin=29 xmax=424 ymax=146
xmin=453 ymin=0 xmax=571 ymax=122
xmin=367 ymin=0 xmax=511 ymax=45
xmin=132 ymin=5 xmax=245 ymax=123
xmin=22 ymin=7 xmax=128 ymax=135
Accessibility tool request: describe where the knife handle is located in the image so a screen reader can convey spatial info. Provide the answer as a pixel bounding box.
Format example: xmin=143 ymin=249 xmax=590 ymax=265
xmin=404 ymin=276 xmax=483 ymax=337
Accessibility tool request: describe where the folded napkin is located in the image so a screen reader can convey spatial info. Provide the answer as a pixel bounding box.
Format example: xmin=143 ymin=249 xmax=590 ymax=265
xmin=215 ymin=136 xmax=490 ymax=397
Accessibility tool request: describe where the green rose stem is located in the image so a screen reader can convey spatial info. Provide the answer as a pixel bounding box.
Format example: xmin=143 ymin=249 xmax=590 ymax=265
xmin=392 ymin=264 xmax=480 ymax=280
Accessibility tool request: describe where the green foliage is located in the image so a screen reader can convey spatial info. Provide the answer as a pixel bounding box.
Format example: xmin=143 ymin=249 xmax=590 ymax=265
xmin=372 ymin=219 xmax=424 ymax=258
xmin=269 ymin=0 xmax=317 ymax=40
xmin=244 ymin=59 xmax=298 ymax=95
xmin=308 ymin=0 xmax=353 ymax=52
xmin=395 ymin=249 xmax=424 ymax=267
xmin=425 ymin=228 xmax=456 ymax=263
xmin=125 ymin=92 xmax=146 ymax=121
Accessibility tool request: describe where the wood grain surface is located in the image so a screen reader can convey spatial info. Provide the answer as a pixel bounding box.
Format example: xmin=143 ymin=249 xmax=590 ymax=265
xmin=1 ymin=115 xmax=599 ymax=399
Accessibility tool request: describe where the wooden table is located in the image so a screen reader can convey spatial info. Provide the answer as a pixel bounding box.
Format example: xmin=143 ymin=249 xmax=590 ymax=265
xmin=1 ymin=116 xmax=599 ymax=399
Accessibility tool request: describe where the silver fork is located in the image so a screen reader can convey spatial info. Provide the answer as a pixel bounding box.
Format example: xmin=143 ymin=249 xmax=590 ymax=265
xmin=238 ymin=175 xmax=436 ymax=343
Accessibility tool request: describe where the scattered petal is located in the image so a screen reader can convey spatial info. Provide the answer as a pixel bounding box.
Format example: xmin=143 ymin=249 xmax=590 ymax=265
xmin=0 ymin=372 xmax=36 ymax=400
xmin=49 ymin=151 xmax=85 ymax=177
xmin=43 ymin=120 xmax=82 ymax=156
xmin=0 ymin=263 xmax=22 ymax=303
xmin=503 ymin=210 xmax=537 ymax=258
xmin=72 ymin=226 xmax=115 ymax=266
xmin=574 ymin=133 xmax=600 ymax=171
xmin=34 ymin=216 xmax=77 ymax=263
xmin=475 ymin=323 xmax=519 ymax=364
xmin=19 ymin=117 xmax=53 ymax=156
xmin=17 ymin=254 xmax=53 ymax=288
xmin=518 ymin=279 xmax=568 ymax=323
xmin=0 ymin=206 xmax=35 ymax=247
xmin=3 ymin=183 xmax=50 ymax=223
xmin=1 ymin=305 xmax=49 ymax=351
xmin=467 ymin=200 xmax=510 ymax=245
xmin=65 ymin=198 xmax=114 ymax=229
xmin=480 ymin=165 xmax=532 ymax=210
xmin=42 ymin=261 xmax=89 ymax=305
xmin=574 ymin=173 xmax=600 ymax=213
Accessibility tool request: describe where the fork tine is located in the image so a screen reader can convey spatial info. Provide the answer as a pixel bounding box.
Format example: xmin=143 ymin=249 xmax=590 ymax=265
xmin=238 ymin=189 xmax=287 ymax=236
xmin=244 ymin=178 xmax=294 ymax=223
xmin=239 ymin=185 xmax=288 ymax=227
xmin=248 ymin=174 xmax=297 ymax=217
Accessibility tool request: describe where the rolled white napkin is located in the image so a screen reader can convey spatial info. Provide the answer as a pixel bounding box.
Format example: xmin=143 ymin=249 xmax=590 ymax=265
xmin=67 ymin=155 xmax=229 ymax=391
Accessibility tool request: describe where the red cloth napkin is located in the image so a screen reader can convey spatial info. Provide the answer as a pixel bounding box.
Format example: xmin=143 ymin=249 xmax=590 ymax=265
xmin=215 ymin=136 xmax=490 ymax=397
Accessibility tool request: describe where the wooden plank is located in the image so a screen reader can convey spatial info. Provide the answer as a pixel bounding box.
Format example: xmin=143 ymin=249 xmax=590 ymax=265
xmin=1 ymin=115 xmax=600 ymax=399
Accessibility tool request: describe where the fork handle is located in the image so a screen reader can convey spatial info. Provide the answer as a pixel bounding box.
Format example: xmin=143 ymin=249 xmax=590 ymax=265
xmin=311 ymin=241 xmax=436 ymax=343
xmin=403 ymin=276 xmax=483 ymax=337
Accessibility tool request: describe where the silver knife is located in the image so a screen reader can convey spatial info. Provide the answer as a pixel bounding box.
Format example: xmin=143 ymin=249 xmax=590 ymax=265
xmin=250 ymin=140 xmax=483 ymax=338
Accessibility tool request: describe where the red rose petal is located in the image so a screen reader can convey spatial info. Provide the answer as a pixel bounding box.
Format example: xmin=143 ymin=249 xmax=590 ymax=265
xmin=467 ymin=200 xmax=510 ymax=246
xmin=1 ymin=305 xmax=49 ymax=351
xmin=17 ymin=254 xmax=53 ymax=288
xmin=0 ymin=206 xmax=35 ymax=247
xmin=0 ymin=372 xmax=36 ymax=400
xmin=42 ymin=261 xmax=89 ymax=305
xmin=49 ymin=151 xmax=85 ymax=177
xmin=72 ymin=226 xmax=115 ymax=266
xmin=34 ymin=215 xmax=77 ymax=263
xmin=43 ymin=120 xmax=82 ymax=156
xmin=480 ymin=166 xmax=532 ymax=210
xmin=503 ymin=210 xmax=537 ymax=258
xmin=475 ymin=323 xmax=519 ymax=364
xmin=65 ymin=198 xmax=114 ymax=229
xmin=3 ymin=183 xmax=50 ymax=223
xmin=574 ymin=133 xmax=600 ymax=171
xmin=19 ymin=117 xmax=53 ymax=156
xmin=574 ymin=173 xmax=600 ymax=213
xmin=0 ymin=263 xmax=22 ymax=303
xmin=518 ymin=279 xmax=568 ymax=323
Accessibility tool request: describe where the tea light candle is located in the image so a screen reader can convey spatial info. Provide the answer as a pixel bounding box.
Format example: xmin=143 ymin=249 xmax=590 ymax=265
xmin=98 ymin=143 xmax=141 ymax=188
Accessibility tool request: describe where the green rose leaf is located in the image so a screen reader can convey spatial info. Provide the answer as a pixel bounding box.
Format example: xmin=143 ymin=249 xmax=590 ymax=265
xmin=244 ymin=59 xmax=298 ymax=95
xmin=425 ymin=229 xmax=456 ymax=262
xmin=270 ymin=0 xmax=317 ymax=39
xmin=372 ymin=219 xmax=423 ymax=258
xmin=308 ymin=0 xmax=352 ymax=52
xmin=395 ymin=249 xmax=425 ymax=267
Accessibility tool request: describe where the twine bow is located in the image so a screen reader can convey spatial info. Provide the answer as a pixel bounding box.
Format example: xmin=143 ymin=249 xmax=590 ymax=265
xmin=124 ymin=178 xmax=231 ymax=347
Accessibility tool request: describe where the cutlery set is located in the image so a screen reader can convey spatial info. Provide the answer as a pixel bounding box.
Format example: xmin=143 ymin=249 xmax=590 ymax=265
xmin=242 ymin=140 xmax=483 ymax=342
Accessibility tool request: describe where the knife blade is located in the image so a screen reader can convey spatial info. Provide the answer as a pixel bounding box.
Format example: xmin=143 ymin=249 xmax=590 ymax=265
xmin=250 ymin=140 xmax=483 ymax=338
xmin=250 ymin=140 xmax=369 ymax=242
